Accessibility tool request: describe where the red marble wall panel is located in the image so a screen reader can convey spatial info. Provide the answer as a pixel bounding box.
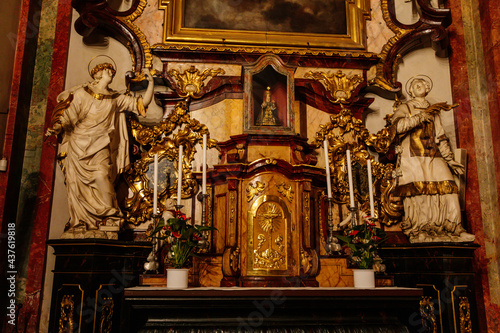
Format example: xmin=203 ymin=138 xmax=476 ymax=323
xmin=479 ymin=0 xmax=500 ymax=330
xmin=447 ymin=1 xmax=495 ymax=332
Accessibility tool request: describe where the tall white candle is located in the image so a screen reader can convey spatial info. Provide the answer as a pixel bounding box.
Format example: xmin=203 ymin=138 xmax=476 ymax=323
xmin=202 ymin=134 xmax=207 ymax=195
xmin=323 ymin=140 xmax=332 ymax=198
xmin=177 ymin=145 xmax=183 ymax=206
xmin=346 ymin=150 xmax=355 ymax=208
xmin=367 ymin=159 xmax=375 ymax=217
xmin=153 ymin=153 xmax=158 ymax=214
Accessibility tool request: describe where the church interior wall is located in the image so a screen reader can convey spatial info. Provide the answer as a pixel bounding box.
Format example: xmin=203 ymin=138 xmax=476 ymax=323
xmin=2 ymin=0 xmax=500 ymax=331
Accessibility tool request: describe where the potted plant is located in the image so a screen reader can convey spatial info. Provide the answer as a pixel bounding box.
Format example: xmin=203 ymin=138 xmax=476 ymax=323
xmin=152 ymin=209 xmax=215 ymax=288
xmin=336 ymin=216 xmax=387 ymax=288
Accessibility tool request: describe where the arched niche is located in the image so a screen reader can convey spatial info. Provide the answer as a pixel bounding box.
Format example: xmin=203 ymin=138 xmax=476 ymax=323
xmin=243 ymin=55 xmax=295 ymax=135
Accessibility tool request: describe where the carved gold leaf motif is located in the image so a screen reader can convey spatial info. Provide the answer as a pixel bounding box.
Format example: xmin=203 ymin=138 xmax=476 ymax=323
xmin=305 ymin=70 xmax=364 ymax=103
xmin=169 ymin=66 xmax=225 ymax=98
xmin=59 ymin=295 xmax=74 ymax=333
xmin=420 ymin=296 xmax=438 ymax=333
xmin=313 ymin=107 xmax=402 ymax=225
xmin=123 ymin=99 xmax=218 ymax=225
xmin=246 ymin=181 xmax=266 ymax=202
xmin=276 ymin=183 xmax=294 ymax=203
xmin=459 ymin=297 xmax=472 ymax=333
xmin=99 ymin=297 xmax=114 ymax=333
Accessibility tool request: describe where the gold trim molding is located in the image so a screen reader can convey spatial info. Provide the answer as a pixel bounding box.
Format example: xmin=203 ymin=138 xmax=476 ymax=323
xmin=118 ymin=0 xmax=153 ymax=71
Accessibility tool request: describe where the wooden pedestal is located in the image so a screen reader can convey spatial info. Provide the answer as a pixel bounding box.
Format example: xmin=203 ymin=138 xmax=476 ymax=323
xmin=47 ymin=239 xmax=150 ymax=333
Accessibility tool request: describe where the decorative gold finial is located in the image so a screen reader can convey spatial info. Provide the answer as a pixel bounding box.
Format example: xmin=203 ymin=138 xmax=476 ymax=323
xmin=168 ymin=66 xmax=225 ymax=98
xmin=305 ymin=70 xmax=363 ymax=103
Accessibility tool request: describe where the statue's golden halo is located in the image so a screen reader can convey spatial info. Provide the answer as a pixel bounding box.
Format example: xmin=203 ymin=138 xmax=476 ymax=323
xmin=87 ymin=55 xmax=117 ymax=78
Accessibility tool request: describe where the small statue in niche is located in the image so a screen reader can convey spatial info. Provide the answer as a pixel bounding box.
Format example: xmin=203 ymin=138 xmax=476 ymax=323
xmin=391 ymin=75 xmax=474 ymax=243
xmin=45 ymin=59 xmax=154 ymax=239
xmin=256 ymin=86 xmax=280 ymax=126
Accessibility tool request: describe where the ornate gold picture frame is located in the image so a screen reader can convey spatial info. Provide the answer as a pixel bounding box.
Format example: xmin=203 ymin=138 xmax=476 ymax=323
xmin=159 ymin=0 xmax=371 ymax=53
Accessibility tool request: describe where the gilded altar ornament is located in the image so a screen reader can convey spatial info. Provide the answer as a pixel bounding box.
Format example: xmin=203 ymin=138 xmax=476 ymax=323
xmin=256 ymin=87 xmax=279 ymax=126
xmin=253 ymin=202 xmax=286 ymax=270
xmin=59 ymin=295 xmax=74 ymax=333
xmin=168 ymin=66 xmax=225 ymax=98
xmin=123 ymin=97 xmax=217 ymax=225
xmin=314 ymin=107 xmax=403 ymax=226
xmin=99 ymin=297 xmax=114 ymax=333
xmin=300 ymin=248 xmax=314 ymax=275
xmin=420 ymin=297 xmax=438 ymax=333
xmin=305 ymin=70 xmax=363 ymax=103
xmin=45 ymin=60 xmax=154 ymax=239
xmin=276 ymin=182 xmax=294 ymax=203
xmin=230 ymin=247 xmax=240 ymax=273
xmin=459 ymin=297 xmax=472 ymax=333
xmin=246 ymin=181 xmax=266 ymax=202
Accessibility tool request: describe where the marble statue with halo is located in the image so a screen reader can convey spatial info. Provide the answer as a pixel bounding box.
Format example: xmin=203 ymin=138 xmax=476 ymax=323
xmin=45 ymin=56 xmax=154 ymax=239
xmin=391 ymin=75 xmax=475 ymax=243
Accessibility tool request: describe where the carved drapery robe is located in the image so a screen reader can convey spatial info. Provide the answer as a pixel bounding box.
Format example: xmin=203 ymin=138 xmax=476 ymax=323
xmin=56 ymin=85 xmax=143 ymax=231
xmin=392 ymin=99 xmax=470 ymax=242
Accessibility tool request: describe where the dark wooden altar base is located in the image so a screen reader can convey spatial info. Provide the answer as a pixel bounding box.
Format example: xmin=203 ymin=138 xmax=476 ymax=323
xmin=123 ymin=287 xmax=423 ymax=333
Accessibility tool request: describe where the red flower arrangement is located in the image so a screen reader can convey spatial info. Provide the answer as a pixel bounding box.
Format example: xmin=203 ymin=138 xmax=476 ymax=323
xmin=336 ymin=217 xmax=387 ymax=269
xmin=152 ymin=210 xmax=215 ymax=269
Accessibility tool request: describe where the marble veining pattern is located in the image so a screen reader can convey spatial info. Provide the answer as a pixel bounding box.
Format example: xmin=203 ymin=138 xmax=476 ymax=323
xmin=366 ymin=0 xmax=394 ymax=54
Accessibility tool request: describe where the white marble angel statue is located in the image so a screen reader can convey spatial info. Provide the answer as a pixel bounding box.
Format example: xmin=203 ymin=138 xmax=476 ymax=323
xmin=391 ymin=75 xmax=474 ymax=243
xmin=45 ymin=60 xmax=154 ymax=239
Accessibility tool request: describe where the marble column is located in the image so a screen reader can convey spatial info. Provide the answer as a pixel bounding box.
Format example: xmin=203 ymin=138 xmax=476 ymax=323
xmin=448 ymin=0 xmax=500 ymax=330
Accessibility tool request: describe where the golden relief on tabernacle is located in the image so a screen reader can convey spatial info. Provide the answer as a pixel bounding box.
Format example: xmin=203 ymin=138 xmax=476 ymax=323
xmin=252 ymin=201 xmax=287 ymax=271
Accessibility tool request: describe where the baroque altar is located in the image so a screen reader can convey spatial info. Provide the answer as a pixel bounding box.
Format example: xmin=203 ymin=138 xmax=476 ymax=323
xmin=43 ymin=0 xmax=482 ymax=332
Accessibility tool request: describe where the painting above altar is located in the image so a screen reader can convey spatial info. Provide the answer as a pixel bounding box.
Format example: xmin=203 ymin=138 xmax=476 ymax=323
xmin=159 ymin=0 xmax=371 ymax=52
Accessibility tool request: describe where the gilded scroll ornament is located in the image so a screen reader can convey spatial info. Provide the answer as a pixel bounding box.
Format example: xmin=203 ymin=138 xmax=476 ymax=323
xmin=246 ymin=181 xmax=266 ymax=202
xmin=305 ymin=70 xmax=364 ymax=103
xmin=314 ymin=107 xmax=403 ymax=226
xmin=420 ymin=296 xmax=438 ymax=333
xmin=59 ymin=295 xmax=74 ymax=333
xmin=123 ymin=99 xmax=217 ymax=225
xmin=119 ymin=0 xmax=153 ymax=73
xmin=169 ymin=66 xmax=225 ymax=98
xmin=459 ymin=297 xmax=472 ymax=333
xmin=276 ymin=183 xmax=294 ymax=203
xmin=300 ymin=248 xmax=312 ymax=275
xmin=371 ymin=0 xmax=452 ymax=91
xmin=230 ymin=247 xmax=240 ymax=273
xmin=99 ymin=297 xmax=114 ymax=333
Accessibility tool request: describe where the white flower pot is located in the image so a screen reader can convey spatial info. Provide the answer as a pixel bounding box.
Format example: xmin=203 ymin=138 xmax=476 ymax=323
xmin=167 ymin=268 xmax=189 ymax=289
xmin=352 ymin=269 xmax=375 ymax=288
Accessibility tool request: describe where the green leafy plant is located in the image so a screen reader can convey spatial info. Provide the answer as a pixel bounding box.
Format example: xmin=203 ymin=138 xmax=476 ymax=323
xmin=336 ymin=217 xmax=387 ymax=269
xmin=152 ymin=210 xmax=216 ymax=269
